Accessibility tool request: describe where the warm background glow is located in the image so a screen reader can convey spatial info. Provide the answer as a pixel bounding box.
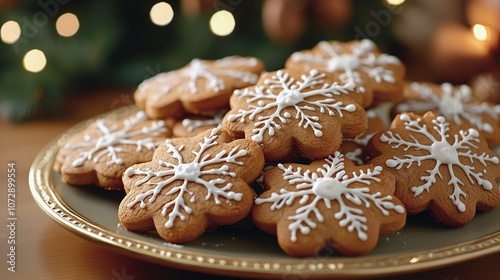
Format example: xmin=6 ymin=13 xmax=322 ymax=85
xmin=1 ymin=20 xmax=21 ymax=44
xmin=56 ymin=13 xmax=80 ymax=37
xmin=23 ymin=49 xmax=47 ymax=73
xmin=150 ymin=2 xmax=174 ymax=26
xmin=210 ymin=10 xmax=235 ymax=36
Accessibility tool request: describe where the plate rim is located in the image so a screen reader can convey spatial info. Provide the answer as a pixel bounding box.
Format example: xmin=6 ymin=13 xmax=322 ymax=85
xmin=29 ymin=106 xmax=500 ymax=279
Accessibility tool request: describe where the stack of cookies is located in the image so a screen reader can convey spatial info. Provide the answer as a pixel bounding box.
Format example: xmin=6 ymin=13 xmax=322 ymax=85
xmin=54 ymin=40 xmax=500 ymax=258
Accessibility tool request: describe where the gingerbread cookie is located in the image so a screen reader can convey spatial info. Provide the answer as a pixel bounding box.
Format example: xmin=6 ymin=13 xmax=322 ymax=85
xmin=54 ymin=110 xmax=172 ymax=190
xmin=285 ymin=39 xmax=406 ymax=107
xmin=367 ymin=112 xmax=500 ymax=227
xmin=119 ymin=127 xmax=265 ymax=243
xmin=135 ymin=56 xmax=265 ymax=119
xmin=171 ymin=111 xmax=225 ymax=138
xmin=340 ymin=109 xmax=387 ymax=165
xmin=393 ymin=82 xmax=500 ymax=147
xmin=223 ymin=68 xmax=367 ymax=162
xmin=252 ymin=151 xmax=406 ymax=257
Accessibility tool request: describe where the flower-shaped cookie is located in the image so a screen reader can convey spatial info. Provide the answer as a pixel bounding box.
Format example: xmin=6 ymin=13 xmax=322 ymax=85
xmin=223 ymin=68 xmax=367 ymax=162
xmin=134 ymin=56 xmax=265 ymax=119
xmin=119 ymin=127 xmax=264 ymax=243
xmin=54 ymin=110 xmax=172 ymax=190
xmin=252 ymin=151 xmax=406 ymax=257
xmin=393 ymin=82 xmax=500 ymax=147
xmin=285 ymin=39 xmax=406 ymax=107
xmin=367 ymin=112 xmax=500 ymax=227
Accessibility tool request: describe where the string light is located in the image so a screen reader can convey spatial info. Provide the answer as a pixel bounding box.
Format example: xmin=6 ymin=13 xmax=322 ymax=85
xmin=473 ymin=24 xmax=489 ymax=41
xmin=56 ymin=13 xmax=80 ymax=37
xmin=1 ymin=20 xmax=21 ymax=44
xmin=210 ymin=10 xmax=235 ymax=36
xmin=23 ymin=49 xmax=47 ymax=73
xmin=150 ymin=2 xmax=174 ymax=26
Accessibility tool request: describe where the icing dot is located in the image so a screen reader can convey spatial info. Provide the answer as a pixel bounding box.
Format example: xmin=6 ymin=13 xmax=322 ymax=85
xmin=386 ymin=159 xmax=398 ymax=168
xmin=399 ymin=114 xmax=411 ymax=122
xmin=345 ymin=104 xmax=356 ymax=112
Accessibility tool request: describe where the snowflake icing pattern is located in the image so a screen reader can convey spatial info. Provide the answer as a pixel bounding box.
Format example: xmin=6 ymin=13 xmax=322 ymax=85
xmin=227 ymin=69 xmax=358 ymax=142
xmin=397 ymin=82 xmax=500 ymax=133
xmin=255 ymin=151 xmax=404 ymax=242
xmin=66 ymin=111 xmax=167 ymax=167
xmin=125 ymin=127 xmax=248 ymax=228
xmin=380 ymin=114 xmax=500 ymax=212
xmin=290 ymin=39 xmax=400 ymax=92
xmin=181 ymin=112 xmax=224 ymax=132
xmin=138 ymin=57 xmax=261 ymax=102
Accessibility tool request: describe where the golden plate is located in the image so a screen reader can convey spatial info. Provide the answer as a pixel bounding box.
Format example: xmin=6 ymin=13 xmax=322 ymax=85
xmin=29 ymin=106 xmax=500 ymax=279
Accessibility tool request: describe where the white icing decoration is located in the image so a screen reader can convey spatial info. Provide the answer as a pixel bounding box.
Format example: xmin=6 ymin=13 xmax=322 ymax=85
xmin=137 ymin=57 xmax=260 ymax=102
xmin=227 ymin=69 xmax=357 ymax=143
xmin=255 ymin=151 xmax=404 ymax=242
xmin=398 ymin=83 xmax=500 ymax=133
xmin=66 ymin=111 xmax=167 ymax=167
xmin=125 ymin=127 xmax=248 ymax=229
xmin=181 ymin=112 xmax=224 ymax=132
xmin=345 ymin=147 xmax=364 ymax=165
xmin=290 ymin=39 xmax=400 ymax=93
xmin=380 ymin=114 xmax=499 ymax=212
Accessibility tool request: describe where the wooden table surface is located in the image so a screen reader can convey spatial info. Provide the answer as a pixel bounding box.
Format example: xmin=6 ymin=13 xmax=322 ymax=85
xmin=1 ymin=89 xmax=499 ymax=280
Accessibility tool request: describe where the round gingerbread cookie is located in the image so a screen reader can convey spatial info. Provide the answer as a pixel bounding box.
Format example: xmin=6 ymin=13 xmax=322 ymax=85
xmin=393 ymin=82 xmax=500 ymax=147
xmin=134 ymin=56 xmax=265 ymax=119
xmin=252 ymin=151 xmax=406 ymax=257
xmin=54 ymin=110 xmax=172 ymax=190
xmin=222 ymin=68 xmax=367 ymax=162
xmin=119 ymin=127 xmax=265 ymax=243
xmin=285 ymin=39 xmax=406 ymax=107
xmin=367 ymin=112 xmax=500 ymax=227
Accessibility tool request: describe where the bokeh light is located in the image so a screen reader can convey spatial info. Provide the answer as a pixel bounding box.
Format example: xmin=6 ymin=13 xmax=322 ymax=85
xmin=385 ymin=0 xmax=406 ymax=5
xmin=473 ymin=24 xmax=489 ymax=41
xmin=1 ymin=20 xmax=21 ymax=44
xmin=210 ymin=10 xmax=235 ymax=36
xmin=56 ymin=13 xmax=80 ymax=37
xmin=23 ymin=49 xmax=47 ymax=73
xmin=150 ymin=2 xmax=174 ymax=26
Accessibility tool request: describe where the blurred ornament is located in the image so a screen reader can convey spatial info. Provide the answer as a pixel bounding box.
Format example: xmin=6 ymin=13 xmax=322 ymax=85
xmin=262 ymin=0 xmax=353 ymax=44
xmin=180 ymin=0 xmax=214 ymax=16
xmin=312 ymin=0 xmax=352 ymax=31
xmin=262 ymin=0 xmax=307 ymax=44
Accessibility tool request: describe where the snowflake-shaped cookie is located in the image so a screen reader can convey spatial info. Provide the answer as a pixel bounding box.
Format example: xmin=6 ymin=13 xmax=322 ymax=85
xmin=285 ymin=39 xmax=406 ymax=107
xmin=54 ymin=110 xmax=171 ymax=190
xmin=340 ymin=109 xmax=387 ymax=165
xmin=394 ymin=82 xmax=500 ymax=147
xmin=119 ymin=127 xmax=264 ymax=243
xmin=367 ymin=112 xmax=500 ymax=227
xmin=252 ymin=151 xmax=405 ymax=257
xmin=172 ymin=111 xmax=226 ymax=137
xmin=223 ymin=68 xmax=367 ymax=161
xmin=135 ymin=56 xmax=265 ymax=119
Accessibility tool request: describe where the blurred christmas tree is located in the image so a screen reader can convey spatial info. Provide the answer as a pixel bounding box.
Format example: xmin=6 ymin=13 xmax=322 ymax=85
xmin=0 ymin=0 xmax=395 ymax=121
